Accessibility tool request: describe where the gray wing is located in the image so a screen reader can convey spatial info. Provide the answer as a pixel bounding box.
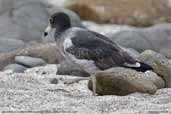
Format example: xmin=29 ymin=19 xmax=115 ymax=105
xmin=65 ymin=28 xmax=137 ymax=70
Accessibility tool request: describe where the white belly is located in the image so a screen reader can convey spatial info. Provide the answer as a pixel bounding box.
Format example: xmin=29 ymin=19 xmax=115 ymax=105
xmin=67 ymin=53 xmax=99 ymax=74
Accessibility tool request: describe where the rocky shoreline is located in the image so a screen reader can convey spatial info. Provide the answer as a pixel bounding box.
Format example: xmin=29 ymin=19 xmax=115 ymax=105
xmin=0 ymin=0 xmax=171 ymax=113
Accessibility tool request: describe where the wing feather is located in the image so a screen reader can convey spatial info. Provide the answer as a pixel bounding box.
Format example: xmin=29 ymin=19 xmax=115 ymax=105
xmin=65 ymin=28 xmax=137 ymax=69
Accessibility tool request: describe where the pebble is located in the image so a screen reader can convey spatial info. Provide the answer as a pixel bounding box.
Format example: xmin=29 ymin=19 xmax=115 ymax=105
xmin=15 ymin=56 xmax=46 ymax=68
xmin=3 ymin=64 xmax=28 ymax=73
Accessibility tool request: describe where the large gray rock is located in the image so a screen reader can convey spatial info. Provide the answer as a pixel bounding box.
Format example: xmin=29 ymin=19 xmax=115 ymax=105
xmin=88 ymin=67 xmax=158 ymax=96
xmin=15 ymin=56 xmax=47 ymax=68
xmin=3 ymin=64 xmax=27 ymax=73
xmin=110 ymin=23 xmax=171 ymax=59
xmin=0 ymin=0 xmax=13 ymax=14
xmin=0 ymin=0 xmax=49 ymax=47
xmin=143 ymin=23 xmax=171 ymax=59
xmin=113 ymin=30 xmax=154 ymax=52
xmin=139 ymin=50 xmax=171 ymax=87
xmin=122 ymin=48 xmax=140 ymax=59
xmin=0 ymin=39 xmax=25 ymax=53
xmin=11 ymin=2 xmax=49 ymax=42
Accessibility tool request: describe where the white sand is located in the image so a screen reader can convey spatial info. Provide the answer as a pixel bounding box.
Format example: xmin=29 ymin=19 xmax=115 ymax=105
xmin=0 ymin=65 xmax=170 ymax=114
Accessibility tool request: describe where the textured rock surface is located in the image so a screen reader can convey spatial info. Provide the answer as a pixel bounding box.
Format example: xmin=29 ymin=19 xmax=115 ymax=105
xmin=85 ymin=22 xmax=171 ymax=59
xmin=57 ymin=61 xmax=90 ymax=77
xmin=0 ymin=0 xmax=71 ymax=53
xmin=0 ymin=65 xmax=171 ymax=114
xmin=0 ymin=43 xmax=63 ymax=70
xmin=0 ymin=39 xmax=25 ymax=53
xmin=66 ymin=0 xmax=171 ymax=26
xmin=0 ymin=0 xmax=49 ymax=43
xmin=15 ymin=56 xmax=46 ymax=68
xmin=3 ymin=64 xmax=27 ymax=73
xmin=88 ymin=67 xmax=158 ymax=96
xmin=123 ymin=48 xmax=140 ymax=59
xmin=139 ymin=50 xmax=171 ymax=87
xmin=114 ymin=30 xmax=154 ymax=52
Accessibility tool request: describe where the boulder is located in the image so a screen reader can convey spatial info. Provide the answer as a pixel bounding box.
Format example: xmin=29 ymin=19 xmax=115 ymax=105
xmin=88 ymin=67 xmax=158 ymax=96
xmin=15 ymin=56 xmax=47 ymax=68
xmin=139 ymin=50 xmax=171 ymax=87
xmin=3 ymin=64 xmax=28 ymax=73
xmin=114 ymin=30 xmax=154 ymax=52
xmin=57 ymin=60 xmax=90 ymax=77
xmin=0 ymin=0 xmax=49 ymax=46
xmin=0 ymin=39 xmax=25 ymax=53
xmin=11 ymin=2 xmax=49 ymax=42
xmin=0 ymin=43 xmax=63 ymax=70
xmin=0 ymin=0 xmax=13 ymax=14
xmin=122 ymin=48 xmax=140 ymax=59
xmin=108 ymin=23 xmax=171 ymax=59
xmin=142 ymin=23 xmax=171 ymax=59
xmin=66 ymin=0 xmax=171 ymax=26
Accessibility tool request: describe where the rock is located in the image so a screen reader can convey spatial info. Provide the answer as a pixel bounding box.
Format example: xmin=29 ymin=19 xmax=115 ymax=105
xmin=83 ymin=21 xmax=133 ymax=36
xmin=88 ymin=67 xmax=157 ymax=96
xmin=3 ymin=64 xmax=27 ymax=73
xmin=0 ymin=43 xmax=63 ymax=70
xmin=57 ymin=60 xmax=90 ymax=77
xmin=15 ymin=56 xmax=47 ymax=68
xmin=0 ymin=0 xmax=13 ymax=14
xmin=139 ymin=50 xmax=171 ymax=87
xmin=50 ymin=78 xmax=59 ymax=84
xmin=144 ymin=71 xmax=165 ymax=89
xmin=122 ymin=48 xmax=140 ymax=59
xmin=113 ymin=30 xmax=154 ymax=52
xmin=142 ymin=23 xmax=171 ymax=59
xmin=11 ymin=1 xmax=49 ymax=42
xmin=108 ymin=23 xmax=171 ymax=59
xmin=43 ymin=8 xmax=84 ymax=43
xmin=66 ymin=0 xmax=171 ymax=26
xmin=0 ymin=0 xmax=50 ymax=46
xmin=0 ymin=39 xmax=25 ymax=53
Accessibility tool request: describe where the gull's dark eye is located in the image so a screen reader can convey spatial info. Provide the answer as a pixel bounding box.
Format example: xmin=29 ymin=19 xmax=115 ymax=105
xmin=49 ymin=18 xmax=53 ymax=24
xmin=44 ymin=32 xmax=48 ymax=37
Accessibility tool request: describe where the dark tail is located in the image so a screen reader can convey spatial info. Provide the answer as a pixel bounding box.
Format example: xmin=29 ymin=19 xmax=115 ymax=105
xmin=123 ymin=62 xmax=153 ymax=72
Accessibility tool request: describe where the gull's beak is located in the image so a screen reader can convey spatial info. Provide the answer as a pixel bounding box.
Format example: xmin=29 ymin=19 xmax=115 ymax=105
xmin=44 ymin=25 xmax=52 ymax=37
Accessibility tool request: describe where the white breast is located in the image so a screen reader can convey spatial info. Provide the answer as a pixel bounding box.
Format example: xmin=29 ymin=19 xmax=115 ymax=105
xmin=63 ymin=38 xmax=73 ymax=49
xmin=66 ymin=52 xmax=99 ymax=74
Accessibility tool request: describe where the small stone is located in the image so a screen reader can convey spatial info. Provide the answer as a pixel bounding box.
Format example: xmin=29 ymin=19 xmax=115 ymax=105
xmin=15 ymin=56 xmax=46 ymax=68
xmin=3 ymin=64 xmax=28 ymax=73
xmin=88 ymin=67 xmax=157 ymax=96
xmin=50 ymin=78 xmax=59 ymax=84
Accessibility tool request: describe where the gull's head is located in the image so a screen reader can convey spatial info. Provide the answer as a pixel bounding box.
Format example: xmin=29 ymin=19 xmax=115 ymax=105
xmin=44 ymin=12 xmax=71 ymax=42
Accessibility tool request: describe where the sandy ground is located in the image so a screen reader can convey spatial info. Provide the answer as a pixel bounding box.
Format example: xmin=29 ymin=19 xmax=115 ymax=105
xmin=0 ymin=65 xmax=170 ymax=114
